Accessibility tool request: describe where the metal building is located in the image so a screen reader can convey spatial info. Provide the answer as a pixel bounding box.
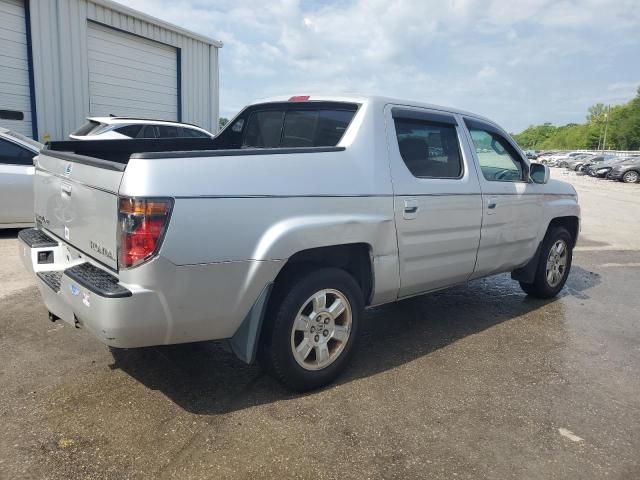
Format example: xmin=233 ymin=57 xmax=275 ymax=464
xmin=0 ymin=0 xmax=221 ymax=141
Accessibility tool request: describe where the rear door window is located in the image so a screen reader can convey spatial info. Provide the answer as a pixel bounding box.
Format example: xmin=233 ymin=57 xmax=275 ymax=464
xmin=115 ymin=125 xmax=143 ymax=138
xmin=137 ymin=125 xmax=157 ymax=139
xmin=181 ymin=127 xmax=210 ymax=138
xmin=156 ymin=125 xmax=179 ymax=138
xmin=393 ymin=118 xmax=463 ymax=178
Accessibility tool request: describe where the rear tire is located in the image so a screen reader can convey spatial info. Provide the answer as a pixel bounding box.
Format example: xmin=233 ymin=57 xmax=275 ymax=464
xmin=622 ymin=170 xmax=639 ymax=183
xmin=260 ymin=267 xmax=363 ymax=392
xmin=519 ymin=226 xmax=573 ymax=299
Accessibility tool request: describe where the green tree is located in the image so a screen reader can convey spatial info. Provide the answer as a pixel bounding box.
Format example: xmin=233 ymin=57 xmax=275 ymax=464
xmin=513 ymin=87 xmax=640 ymax=150
xmin=219 ymin=117 xmax=229 ymax=129
xmin=586 ymin=103 xmax=607 ymax=123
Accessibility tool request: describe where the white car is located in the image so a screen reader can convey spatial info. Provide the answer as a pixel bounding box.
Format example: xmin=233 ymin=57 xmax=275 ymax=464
xmin=69 ymin=117 xmax=215 ymax=140
xmin=0 ymin=128 xmax=43 ymax=228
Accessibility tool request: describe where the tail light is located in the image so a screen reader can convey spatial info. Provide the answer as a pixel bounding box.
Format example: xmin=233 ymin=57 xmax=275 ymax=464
xmin=118 ymin=197 xmax=173 ymax=268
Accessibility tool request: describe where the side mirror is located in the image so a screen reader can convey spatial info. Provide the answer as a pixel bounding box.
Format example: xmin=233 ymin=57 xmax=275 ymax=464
xmin=530 ymin=162 xmax=550 ymax=184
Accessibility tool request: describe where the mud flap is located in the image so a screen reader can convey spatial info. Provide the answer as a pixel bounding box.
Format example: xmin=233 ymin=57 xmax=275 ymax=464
xmin=511 ymin=242 xmax=543 ymax=284
xmin=229 ymin=283 xmax=273 ymax=364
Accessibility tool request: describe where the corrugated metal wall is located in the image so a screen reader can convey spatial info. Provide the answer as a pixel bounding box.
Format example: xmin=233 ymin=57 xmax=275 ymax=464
xmin=28 ymin=0 xmax=219 ymax=141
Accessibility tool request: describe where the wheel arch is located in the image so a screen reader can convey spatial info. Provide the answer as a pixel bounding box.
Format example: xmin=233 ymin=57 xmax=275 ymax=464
xmin=547 ymin=215 xmax=579 ymax=248
xmin=512 ymin=215 xmax=579 ymax=283
xmin=272 ymin=243 xmax=375 ymax=306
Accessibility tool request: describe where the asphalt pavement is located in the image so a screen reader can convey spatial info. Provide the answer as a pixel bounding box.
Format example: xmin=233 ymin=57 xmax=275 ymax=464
xmin=0 ymin=169 xmax=638 ymax=479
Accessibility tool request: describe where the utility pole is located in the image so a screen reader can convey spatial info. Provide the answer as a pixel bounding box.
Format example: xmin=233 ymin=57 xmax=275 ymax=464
xmin=597 ymin=118 xmax=605 ymax=150
xmin=601 ymin=104 xmax=611 ymax=153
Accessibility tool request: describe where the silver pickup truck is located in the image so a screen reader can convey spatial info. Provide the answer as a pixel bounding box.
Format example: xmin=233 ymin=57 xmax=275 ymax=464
xmin=19 ymin=95 xmax=580 ymax=391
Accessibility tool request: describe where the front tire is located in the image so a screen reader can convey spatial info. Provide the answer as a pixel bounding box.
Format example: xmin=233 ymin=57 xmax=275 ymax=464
xmin=261 ymin=267 xmax=363 ymax=392
xmin=519 ymin=227 xmax=573 ymax=299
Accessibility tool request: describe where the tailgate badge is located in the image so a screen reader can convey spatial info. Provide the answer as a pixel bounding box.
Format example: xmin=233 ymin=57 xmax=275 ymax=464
xmin=65 ymin=163 xmax=73 ymax=175
xmin=89 ymin=240 xmax=116 ymax=261
xmin=69 ymin=284 xmax=80 ymax=296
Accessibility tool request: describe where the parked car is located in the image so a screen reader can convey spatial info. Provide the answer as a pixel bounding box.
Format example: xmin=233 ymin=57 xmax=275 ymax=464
xmin=577 ymin=154 xmax=620 ymax=172
xmin=561 ymin=154 xmax=589 ymax=170
xmin=69 ymin=117 xmax=215 ymax=140
xmin=0 ymin=128 xmax=43 ymax=228
xmin=566 ymin=154 xmax=608 ymax=172
xmin=607 ymin=157 xmax=640 ymax=183
xmin=19 ymin=95 xmax=580 ymax=391
xmin=587 ymin=156 xmax=638 ymax=178
xmin=536 ymin=151 xmax=554 ymax=161
xmin=555 ymin=152 xmax=587 ymax=168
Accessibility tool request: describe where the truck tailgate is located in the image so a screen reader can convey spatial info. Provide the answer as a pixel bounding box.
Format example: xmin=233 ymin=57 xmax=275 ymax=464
xmin=34 ymin=151 xmax=124 ymax=270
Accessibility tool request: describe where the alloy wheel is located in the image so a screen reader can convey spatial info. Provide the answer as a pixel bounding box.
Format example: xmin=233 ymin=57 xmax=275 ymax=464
xmin=290 ymin=289 xmax=352 ymax=371
xmin=546 ymin=240 xmax=568 ymax=288
xmin=623 ymin=171 xmax=639 ymax=183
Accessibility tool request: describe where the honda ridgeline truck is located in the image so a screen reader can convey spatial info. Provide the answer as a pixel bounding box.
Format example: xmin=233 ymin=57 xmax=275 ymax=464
xmin=19 ymin=95 xmax=580 ymax=391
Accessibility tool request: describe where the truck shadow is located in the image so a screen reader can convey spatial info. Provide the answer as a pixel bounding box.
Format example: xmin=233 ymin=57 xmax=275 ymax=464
xmin=109 ymin=267 xmax=600 ymax=415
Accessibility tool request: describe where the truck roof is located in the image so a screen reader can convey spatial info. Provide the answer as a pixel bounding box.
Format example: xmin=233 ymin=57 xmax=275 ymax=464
xmin=253 ymin=94 xmax=498 ymax=127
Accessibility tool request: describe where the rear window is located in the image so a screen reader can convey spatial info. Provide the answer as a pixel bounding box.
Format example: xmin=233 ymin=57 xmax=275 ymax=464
xmin=243 ymin=111 xmax=285 ymax=148
xmin=72 ymin=120 xmax=104 ymax=136
xmin=242 ymin=108 xmax=356 ymax=148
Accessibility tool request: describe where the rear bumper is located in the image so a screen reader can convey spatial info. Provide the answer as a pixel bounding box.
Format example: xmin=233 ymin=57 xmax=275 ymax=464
xmin=19 ymin=229 xmax=169 ymax=347
xmin=19 ymin=228 xmax=283 ymax=349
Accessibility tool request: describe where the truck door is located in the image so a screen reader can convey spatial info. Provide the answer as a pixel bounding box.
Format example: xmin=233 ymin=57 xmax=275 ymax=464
xmin=386 ymin=106 xmax=483 ymax=298
xmin=462 ymin=117 xmax=543 ymax=279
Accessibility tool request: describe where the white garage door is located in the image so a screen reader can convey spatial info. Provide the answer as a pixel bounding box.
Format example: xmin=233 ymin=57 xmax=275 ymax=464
xmin=0 ymin=0 xmax=33 ymax=138
xmin=87 ymin=22 xmax=178 ymax=120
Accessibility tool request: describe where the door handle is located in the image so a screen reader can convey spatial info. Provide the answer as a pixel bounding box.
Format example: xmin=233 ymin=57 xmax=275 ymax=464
xmin=487 ymin=196 xmax=497 ymax=214
xmin=403 ymin=199 xmax=419 ymax=219
xmin=61 ymin=183 xmax=72 ymax=196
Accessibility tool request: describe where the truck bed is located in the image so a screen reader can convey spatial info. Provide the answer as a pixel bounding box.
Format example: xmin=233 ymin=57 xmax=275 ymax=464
xmin=47 ymin=137 xmax=223 ymax=164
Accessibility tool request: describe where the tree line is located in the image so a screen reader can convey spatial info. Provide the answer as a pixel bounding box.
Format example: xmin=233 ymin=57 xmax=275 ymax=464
xmin=513 ymin=87 xmax=640 ymax=151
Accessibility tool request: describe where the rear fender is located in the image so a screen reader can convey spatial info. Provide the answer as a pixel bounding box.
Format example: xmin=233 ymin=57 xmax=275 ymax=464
xmin=252 ymin=214 xmax=399 ymax=306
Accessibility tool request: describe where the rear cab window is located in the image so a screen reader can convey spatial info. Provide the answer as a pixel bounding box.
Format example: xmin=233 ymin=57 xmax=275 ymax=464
xmin=217 ymin=102 xmax=358 ymax=149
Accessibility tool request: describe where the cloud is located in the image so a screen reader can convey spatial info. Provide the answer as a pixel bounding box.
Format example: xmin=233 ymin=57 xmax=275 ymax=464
xmin=476 ymin=65 xmax=498 ymax=80
xmin=120 ymin=0 xmax=640 ymax=131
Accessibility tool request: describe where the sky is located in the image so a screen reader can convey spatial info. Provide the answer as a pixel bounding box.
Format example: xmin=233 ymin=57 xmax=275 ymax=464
xmin=118 ymin=0 xmax=640 ymax=133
